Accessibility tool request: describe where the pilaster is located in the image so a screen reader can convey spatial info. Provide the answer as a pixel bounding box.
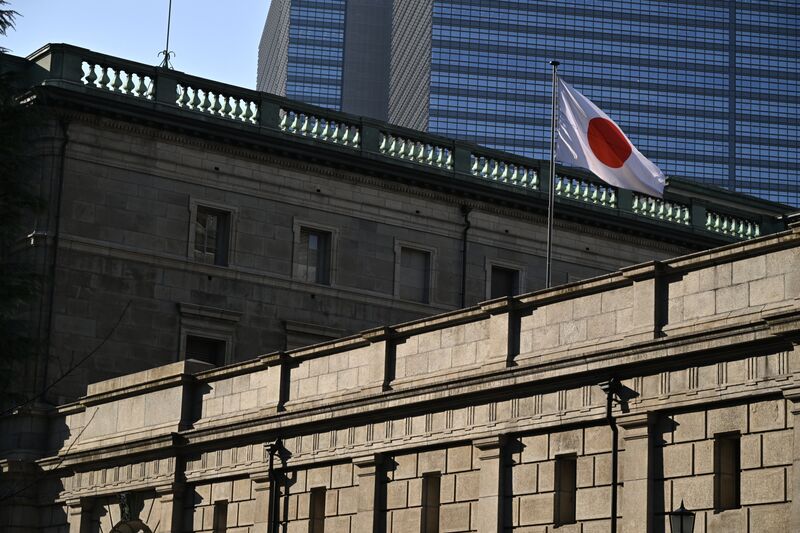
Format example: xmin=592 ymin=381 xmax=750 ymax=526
xmin=65 ymin=498 xmax=90 ymax=533
xmin=352 ymin=454 xmax=384 ymax=531
xmin=154 ymin=483 xmax=183 ymax=533
xmin=473 ymin=435 xmax=506 ymax=533
xmin=619 ymin=413 xmax=654 ymax=533
xmin=250 ymin=473 xmax=272 ymax=533
xmin=480 ymin=299 xmax=515 ymax=370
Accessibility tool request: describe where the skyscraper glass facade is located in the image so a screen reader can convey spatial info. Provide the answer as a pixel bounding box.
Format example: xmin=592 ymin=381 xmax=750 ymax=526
xmin=286 ymin=0 xmax=346 ymax=109
xmin=430 ymin=0 xmax=799 ymax=205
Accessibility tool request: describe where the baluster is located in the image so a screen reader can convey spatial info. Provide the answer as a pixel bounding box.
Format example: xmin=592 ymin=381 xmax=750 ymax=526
xmin=434 ymin=147 xmax=444 ymax=166
xmin=490 ymin=161 xmax=500 ymax=179
xmin=210 ymin=94 xmax=224 ymax=116
xmin=110 ymin=69 xmax=123 ymax=92
xmin=99 ymin=66 xmax=111 ymax=89
xmin=85 ymin=64 xmax=98 ymax=86
xmin=141 ymin=77 xmax=152 ymax=99
xmin=219 ymin=96 xmax=231 ymax=117
xmin=176 ymin=85 xmax=189 ymax=106
xmin=200 ymin=91 xmax=212 ymax=112
xmin=230 ymin=99 xmax=242 ymax=120
xmin=121 ymin=71 xmax=135 ymax=94
xmin=188 ymin=88 xmax=200 ymax=109
xmin=425 ymin=146 xmax=434 ymax=165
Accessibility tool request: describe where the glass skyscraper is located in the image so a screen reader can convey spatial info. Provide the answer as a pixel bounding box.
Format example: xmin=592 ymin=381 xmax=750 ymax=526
xmin=258 ymin=0 xmax=347 ymax=109
xmin=259 ymin=0 xmax=799 ymax=206
xmin=258 ymin=0 xmax=391 ymax=118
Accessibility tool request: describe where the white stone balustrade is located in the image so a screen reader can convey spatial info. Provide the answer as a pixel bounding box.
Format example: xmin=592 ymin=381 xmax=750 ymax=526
xmin=279 ymin=108 xmax=361 ymax=147
xmin=470 ymin=154 xmax=538 ymax=190
xmin=632 ymin=193 xmax=691 ymax=225
xmin=81 ymin=61 xmax=153 ymax=99
xmin=706 ymin=210 xmax=761 ymax=240
xmin=176 ymin=84 xmax=259 ymax=125
xmin=379 ymin=133 xmax=453 ymax=170
xmin=554 ymin=174 xmax=617 ymax=207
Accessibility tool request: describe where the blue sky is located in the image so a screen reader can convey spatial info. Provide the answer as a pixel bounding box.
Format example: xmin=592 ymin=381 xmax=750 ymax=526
xmin=2 ymin=0 xmax=272 ymax=89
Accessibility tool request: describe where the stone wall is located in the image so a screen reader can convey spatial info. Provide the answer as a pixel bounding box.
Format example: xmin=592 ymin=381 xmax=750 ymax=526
xmin=657 ymin=400 xmax=792 ymax=532
xmin=38 ymin=118 xmax=696 ymax=405
xmin=385 ymin=446 xmax=480 ymax=533
xmin=507 ymin=427 xmax=616 ymax=531
xmin=186 ymin=478 xmax=258 ymax=533
xmin=7 ymin=208 xmax=800 ymax=533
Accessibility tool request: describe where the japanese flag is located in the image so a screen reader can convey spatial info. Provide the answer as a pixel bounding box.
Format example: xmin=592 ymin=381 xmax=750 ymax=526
xmin=556 ymin=79 xmax=666 ymax=198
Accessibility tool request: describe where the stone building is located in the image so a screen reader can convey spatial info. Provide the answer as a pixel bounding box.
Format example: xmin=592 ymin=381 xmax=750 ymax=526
xmin=6 ymin=214 xmax=800 ymax=533
xmin=2 ymin=44 xmax=788 ymax=408
xmin=0 ymin=44 xmax=797 ymax=531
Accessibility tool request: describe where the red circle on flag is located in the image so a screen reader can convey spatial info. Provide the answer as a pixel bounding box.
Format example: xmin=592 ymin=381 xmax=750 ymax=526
xmin=587 ymin=117 xmax=632 ymax=168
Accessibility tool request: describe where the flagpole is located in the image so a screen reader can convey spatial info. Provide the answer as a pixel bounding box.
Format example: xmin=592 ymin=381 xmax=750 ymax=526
xmin=545 ymin=60 xmax=560 ymax=289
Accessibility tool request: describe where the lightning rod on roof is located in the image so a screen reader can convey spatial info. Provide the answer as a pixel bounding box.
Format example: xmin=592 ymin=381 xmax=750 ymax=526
xmin=157 ymin=0 xmax=175 ymax=69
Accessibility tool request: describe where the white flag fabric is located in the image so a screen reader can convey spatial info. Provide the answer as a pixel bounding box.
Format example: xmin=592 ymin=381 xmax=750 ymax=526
xmin=556 ymin=79 xmax=666 ymax=198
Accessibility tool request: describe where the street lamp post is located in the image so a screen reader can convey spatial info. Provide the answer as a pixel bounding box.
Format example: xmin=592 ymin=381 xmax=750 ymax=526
xmin=668 ymin=500 xmax=695 ymax=533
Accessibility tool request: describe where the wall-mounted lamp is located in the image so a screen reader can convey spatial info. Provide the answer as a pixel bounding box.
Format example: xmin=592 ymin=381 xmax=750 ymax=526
xmin=669 ymin=500 xmax=695 ymax=533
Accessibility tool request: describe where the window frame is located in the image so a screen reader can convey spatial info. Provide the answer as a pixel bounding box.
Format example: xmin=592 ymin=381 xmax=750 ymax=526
xmin=553 ymin=453 xmax=578 ymax=526
xmin=714 ymin=431 xmax=741 ymax=512
xmin=188 ymin=199 xmax=238 ymax=267
xmin=212 ymin=500 xmax=228 ymax=533
xmin=292 ymin=219 xmax=339 ymax=286
xmin=309 ymin=486 xmax=327 ymax=533
xmin=178 ymin=303 xmax=241 ymax=366
xmin=484 ymin=258 xmax=526 ymax=300
xmin=394 ymin=239 xmax=437 ymax=304
xmin=421 ymin=471 xmax=441 ymax=533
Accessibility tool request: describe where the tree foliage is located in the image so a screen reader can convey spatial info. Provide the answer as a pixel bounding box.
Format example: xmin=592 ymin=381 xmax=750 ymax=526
xmin=0 ymin=0 xmax=18 ymax=53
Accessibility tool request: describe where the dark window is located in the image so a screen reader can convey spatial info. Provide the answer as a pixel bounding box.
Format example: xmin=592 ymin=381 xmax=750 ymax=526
xmin=185 ymin=335 xmax=227 ymax=366
xmin=421 ymin=473 xmax=441 ymax=533
xmin=213 ymin=500 xmax=228 ymax=533
xmin=554 ymin=455 xmax=577 ymax=526
xmin=194 ymin=207 xmax=231 ymax=266
xmin=298 ymin=228 xmax=332 ymax=284
xmin=491 ymin=265 xmax=520 ymax=298
xmin=399 ymin=247 xmax=431 ymax=303
xmin=310 ymin=487 xmax=326 ymax=533
xmin=714 ymin=433 xmax=740 ymax=511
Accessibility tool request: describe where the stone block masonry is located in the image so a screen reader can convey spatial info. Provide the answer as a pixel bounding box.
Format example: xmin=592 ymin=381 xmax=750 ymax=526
xmin=15 ymin=222 xmax=800 ymax=533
